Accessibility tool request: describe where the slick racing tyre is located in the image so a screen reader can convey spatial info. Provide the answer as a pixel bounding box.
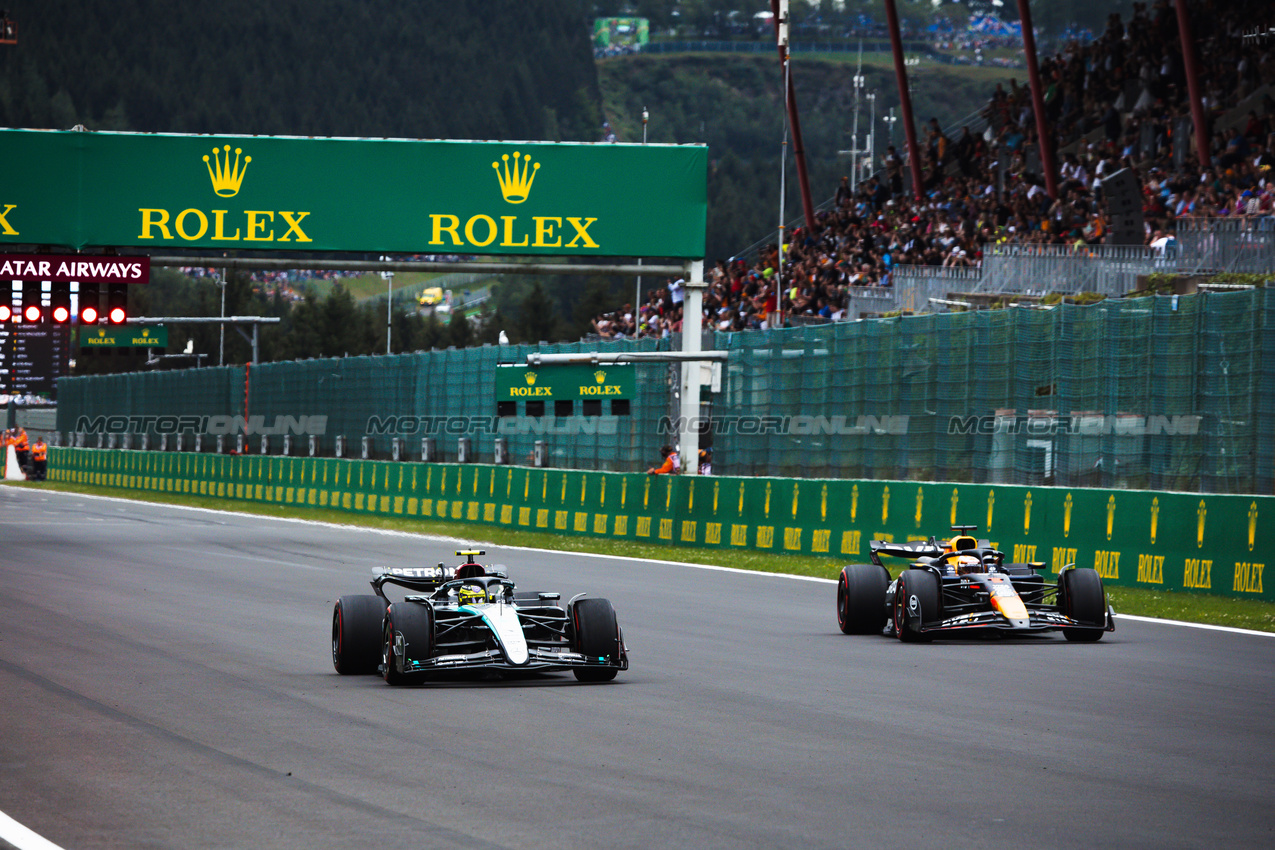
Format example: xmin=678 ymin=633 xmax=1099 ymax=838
xmin=1059 ymin=568 xmax=1107 ymax=642
xmin=332 ymin=595 xmax=385 ymax=675
xmin=837 ymin=564 xmax=890 ymax=635
xmin=571 ymin=598 xmax=620 ymax=682
xmin=382 ymin=602 xmax=435 ymax=685
xmin=893 ymin=569 xmax=939 ymax=643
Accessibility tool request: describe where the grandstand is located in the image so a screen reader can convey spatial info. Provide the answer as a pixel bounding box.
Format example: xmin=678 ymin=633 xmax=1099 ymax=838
xmin=595 ymin=0 xmax=1275 ymax=340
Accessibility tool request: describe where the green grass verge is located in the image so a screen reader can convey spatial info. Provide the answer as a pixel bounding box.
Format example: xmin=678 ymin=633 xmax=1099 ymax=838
xmin=15 ymin=479 xmax=1274 ymax=634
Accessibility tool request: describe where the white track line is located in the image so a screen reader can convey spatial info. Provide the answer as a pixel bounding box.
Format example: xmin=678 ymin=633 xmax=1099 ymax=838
xmin=1111 ymin=612 xmax=1274 ymax=638
xmin=22 ymin=487 xmax=1275 ymax=637
xmin=0 ymin=811 xmax=68 ymax=850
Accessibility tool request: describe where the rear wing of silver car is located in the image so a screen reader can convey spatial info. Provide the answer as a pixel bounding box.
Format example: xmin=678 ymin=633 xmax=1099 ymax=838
xmin=371 ymin=564 xmax=511 ymax=596
xmin=372 ymin=566 xmax=453 ymax=595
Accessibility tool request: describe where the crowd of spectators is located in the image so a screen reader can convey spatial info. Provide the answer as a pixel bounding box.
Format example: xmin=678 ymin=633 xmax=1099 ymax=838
xmin=592 ymin=0 xmax=1275 ymax=340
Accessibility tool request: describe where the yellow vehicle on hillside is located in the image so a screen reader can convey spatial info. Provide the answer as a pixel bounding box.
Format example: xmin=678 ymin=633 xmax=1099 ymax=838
xmin=419 ymin=286 xmax=444 ymax=306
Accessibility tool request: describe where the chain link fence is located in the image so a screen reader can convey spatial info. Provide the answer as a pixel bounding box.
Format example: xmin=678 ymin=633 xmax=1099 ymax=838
xmin=58 ymin=337 xmax=676 ymax=473
xmin=56 ymin=285 xmax=1273 ymax=495
xmin=712 ymin=287 xmax=1275 ymax=495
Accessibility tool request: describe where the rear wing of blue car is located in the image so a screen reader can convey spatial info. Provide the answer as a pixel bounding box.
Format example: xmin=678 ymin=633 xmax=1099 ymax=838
xmin=868 ymin=539 xmax=992 ymax=567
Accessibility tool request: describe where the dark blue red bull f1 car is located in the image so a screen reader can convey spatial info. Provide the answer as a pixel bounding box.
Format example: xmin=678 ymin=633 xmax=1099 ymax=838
xmin=836 ymin=526 xmax=1115 ymax=642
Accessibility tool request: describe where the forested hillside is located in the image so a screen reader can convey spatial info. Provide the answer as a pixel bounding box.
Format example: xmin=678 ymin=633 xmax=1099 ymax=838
xmin=0 ymin=0 xmax=601 ymax=140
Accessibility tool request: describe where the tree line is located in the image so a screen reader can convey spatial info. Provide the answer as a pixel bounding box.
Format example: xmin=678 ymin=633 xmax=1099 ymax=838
xmin=0 ymin=0 xmax=601 ymax=142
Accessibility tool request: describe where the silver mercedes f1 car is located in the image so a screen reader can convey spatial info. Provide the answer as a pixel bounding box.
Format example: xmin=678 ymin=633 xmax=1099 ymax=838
xmin=333 ymin=550 xmax=628 ymax=684
xmin=836 ymin=526 xmax=1115 ymax=642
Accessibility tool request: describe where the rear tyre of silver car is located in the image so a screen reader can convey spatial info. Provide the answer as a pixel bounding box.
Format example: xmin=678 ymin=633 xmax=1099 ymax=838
xmin=571 ymin=598 xmax=620 ymax=682
xmin=1059 ymin=568 xmax=1106 ymax=642
xmin=837 ymin=564 xmax=890 ymax=635
xmin=332 ymin=594 xmax=385 ymax=675
xmin=893 ymin=569 xmax=939 ymax=643
xmin=382 ymin=602 xmax=434 ymax=685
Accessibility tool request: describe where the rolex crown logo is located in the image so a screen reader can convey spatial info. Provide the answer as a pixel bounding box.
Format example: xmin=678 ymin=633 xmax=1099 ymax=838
xmin=493 ymin=151 xmax=539 ymax=204
xmin=204 ymin=144 xmax=251 ymax=197
xmin=525 ymin=372 xmax=537 ymax=385
xmin=594 ymin=370 xmax=606 ymax=383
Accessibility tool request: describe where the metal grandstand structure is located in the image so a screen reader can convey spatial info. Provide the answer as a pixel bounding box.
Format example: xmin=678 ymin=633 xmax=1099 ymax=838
xmin=849 ymin=218 xmax=1275 ymax=319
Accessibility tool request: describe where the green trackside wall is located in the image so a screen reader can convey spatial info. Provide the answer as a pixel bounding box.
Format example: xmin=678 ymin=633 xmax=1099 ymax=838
xmin=49 ymin=449 xmax=1272 ymax=602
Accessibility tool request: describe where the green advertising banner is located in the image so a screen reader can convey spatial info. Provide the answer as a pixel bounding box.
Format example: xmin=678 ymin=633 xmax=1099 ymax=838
xmin=79 ymin=325 xmax=168 ymax=348
xmin=494 ymin=364 xmax=635 ymax=402
xmin=47 ymin=447 xmax=1274 ymax=602
xmin=0 ymin=129 xmax=707 ymax=258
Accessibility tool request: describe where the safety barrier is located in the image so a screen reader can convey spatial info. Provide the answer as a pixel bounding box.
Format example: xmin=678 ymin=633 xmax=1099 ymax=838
xmin=50 ymin=447 xmax=1272 ymax=602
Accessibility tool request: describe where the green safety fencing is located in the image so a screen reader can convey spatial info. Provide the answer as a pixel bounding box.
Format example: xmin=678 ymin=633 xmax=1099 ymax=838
xmin=714 ymin=288 xmax=1275 ymax=494
xmin=55 ymin=288 xmax=1275 ymax=493
xmin=57 ymin=337 xmax=675 ymax=473
xmin=51 ymin=448 xmax=1272 ymax=602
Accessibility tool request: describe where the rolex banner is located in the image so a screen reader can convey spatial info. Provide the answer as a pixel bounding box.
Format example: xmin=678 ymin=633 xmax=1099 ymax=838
xmin=495 ymin=364 xmax=635 ymax=402
xmin=0 ymin=129 xmax=707 ymax=258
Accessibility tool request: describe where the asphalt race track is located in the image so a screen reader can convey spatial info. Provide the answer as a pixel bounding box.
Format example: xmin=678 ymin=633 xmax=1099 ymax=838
xmin=0 ymin=488 xmax=1272 ymax=850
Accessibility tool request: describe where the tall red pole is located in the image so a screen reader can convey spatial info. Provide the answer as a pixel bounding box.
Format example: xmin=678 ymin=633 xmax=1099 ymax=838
xmin=883 ymin=0 xmax=924 ymax=201
xmin=1016 ymin=0 xmax=1059 ymax=199
xmin=771 ymin=0 xmax=816 ymax=230
xmin=1174 ymin=0 xmax=1212 ymax=169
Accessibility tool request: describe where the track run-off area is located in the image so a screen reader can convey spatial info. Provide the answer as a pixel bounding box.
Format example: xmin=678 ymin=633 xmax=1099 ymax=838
xmin=0 ymin=486 xmax=1271 ymax=850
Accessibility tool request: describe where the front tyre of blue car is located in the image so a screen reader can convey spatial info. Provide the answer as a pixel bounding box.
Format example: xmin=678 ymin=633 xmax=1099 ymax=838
xmin=894 ymin=569 xmax=938 ymax=643
xmin=1060 ymin=567 xmax=1107 ymax=642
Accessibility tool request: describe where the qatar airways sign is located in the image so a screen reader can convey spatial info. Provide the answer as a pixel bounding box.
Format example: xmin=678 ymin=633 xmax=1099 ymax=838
xmin=0 ymin=253 xmax=150 ymax=283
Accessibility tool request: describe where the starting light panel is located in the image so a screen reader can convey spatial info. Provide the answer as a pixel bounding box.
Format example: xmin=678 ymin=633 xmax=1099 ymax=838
xmin=21 ymin=280 xmax=41 ymax=323
xmin=51 ymin=282 xmax=71 ymax=323
xmin=107 ymin=282 xmax=127 ymax=324
xmin=79 ymin=282 xmax=101 ymax=324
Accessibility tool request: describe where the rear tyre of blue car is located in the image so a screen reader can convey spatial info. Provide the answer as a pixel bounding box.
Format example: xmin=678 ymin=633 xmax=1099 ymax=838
xmin=382 ymin=602 xmax=435 ymax=685
xmin=837 ymin=564 xmax=890 ymax=635
xmin=893 ymin=569 xmax=939 ymax=643
xmin=333 ymin=594 xmax=385 ymax=675
xmin=571 ymin=598 xmax=620 ymax=682
xmin=1060 ymin=568 xmax=1106 ymax=642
